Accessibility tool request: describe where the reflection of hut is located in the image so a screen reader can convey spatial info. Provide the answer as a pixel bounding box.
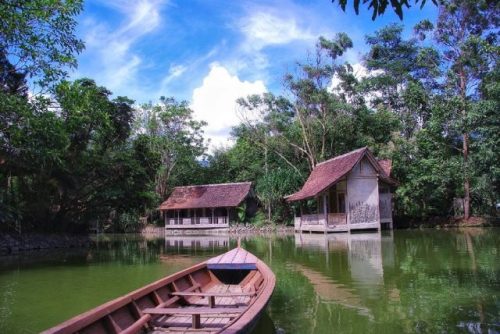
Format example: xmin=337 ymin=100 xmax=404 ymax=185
xmin=164 ymin=235 xmax=230 ymax=251
xmin=286 ymin=148 xmax=396 ymax=233
xmin=348 ymin=233 xmax=384 ymax=286
xmin=294 ymin=233 xmax=349 ymax=252
xmin=294 ymin=232 xmax=393 ymax=287
xmin=294 ymin=264 xmax=373 ymax=319
xmin=159 ymin=182 xmax=255 ymax=229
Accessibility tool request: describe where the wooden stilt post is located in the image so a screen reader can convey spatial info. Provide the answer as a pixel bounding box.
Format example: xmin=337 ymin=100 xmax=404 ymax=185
xmin=323 ymin=193 xmax=328 ymax=234
xmin=346 ymin=182 xmax=350 ymax=233
xmin=376 ymin=175 xmax=381 ymax=231
xmin=299 ymin=204 xmax=303 ymax=233
xmin=192 ymin=314 xmax=201 ymax=329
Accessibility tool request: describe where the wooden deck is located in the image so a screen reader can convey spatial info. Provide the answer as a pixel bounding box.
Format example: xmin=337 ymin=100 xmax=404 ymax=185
xmin=294 ymin=214 xmax=380 ymax=233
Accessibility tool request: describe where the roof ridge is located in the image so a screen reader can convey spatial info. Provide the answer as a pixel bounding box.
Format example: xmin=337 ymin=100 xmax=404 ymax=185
xmin=174 ymin=181 xmax=252 ymax=189
xmin=315 ymin=147 xmax=367 ymax=167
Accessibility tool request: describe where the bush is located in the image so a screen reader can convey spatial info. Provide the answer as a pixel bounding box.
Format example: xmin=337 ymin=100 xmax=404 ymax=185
xmin=250 ymin=211 xmax=267 ymax=227
xmin=115 ymin=212 xmax=141 ymax=233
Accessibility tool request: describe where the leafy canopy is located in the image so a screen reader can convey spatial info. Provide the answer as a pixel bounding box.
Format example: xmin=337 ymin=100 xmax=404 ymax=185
xmin=0 ymin=0 xmax=85 ymax=87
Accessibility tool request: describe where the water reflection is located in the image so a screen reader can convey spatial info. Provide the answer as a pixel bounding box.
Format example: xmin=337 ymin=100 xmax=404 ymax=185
xmin=294 ymin=232 xmax=390 ymax=286
xmin=164 ymin=234 xmax=231 ymax=251
xmin=292 ymin=232 xmax=391 ymax=320
xmin=292 ymin=263 xmax=373 ymax=319
xmin=0 ymin=230 xmax=498 ymax=334
xmin=280 ymin=230 xmax=500 ymax=333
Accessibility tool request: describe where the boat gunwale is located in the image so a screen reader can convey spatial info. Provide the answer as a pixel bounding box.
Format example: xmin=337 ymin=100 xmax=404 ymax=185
xmin=219 ymin=259 xmax=276 ymax=333
xmin=41 ymin=261 xmax=207 ymax=334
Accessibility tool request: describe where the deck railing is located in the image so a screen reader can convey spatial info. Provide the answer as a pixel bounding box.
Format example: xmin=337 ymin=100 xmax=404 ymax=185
xmin=328 ymin=213 xmax=347 ymax=225
xmin=295 ymin=213 xmax=347 ymax=227
xmin=300 ymin=214 xmax=327 ymax=225
xmin=166 ymin=216 xmax=228 ymax=226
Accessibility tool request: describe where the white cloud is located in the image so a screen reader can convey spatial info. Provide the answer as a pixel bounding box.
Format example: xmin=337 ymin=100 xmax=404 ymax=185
xmin=239 ymin=12 xmax=314 ymax=51
xmin=160 ymin=64 xmax=188 ymax=87
xmin=155 ymin=47 xmax=220 ymax=98
xmin=229 ymin=9 xmax=318 ymax=75
xmin=76 ymin=0 xmax=165 ymax=98
xmin=190 ymin=64 xmax=267 ymax=150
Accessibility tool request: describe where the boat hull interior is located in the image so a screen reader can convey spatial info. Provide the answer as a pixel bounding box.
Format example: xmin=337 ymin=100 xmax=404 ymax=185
xmin=42 ymin=248 xmax=275 ymax=334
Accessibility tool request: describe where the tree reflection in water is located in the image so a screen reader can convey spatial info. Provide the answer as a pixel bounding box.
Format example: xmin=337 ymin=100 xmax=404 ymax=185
xmin=0 ymin=230 xmax=498 ymax=334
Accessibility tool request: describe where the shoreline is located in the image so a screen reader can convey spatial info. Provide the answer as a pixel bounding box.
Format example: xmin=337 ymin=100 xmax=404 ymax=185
xmin=2 ymin=219 xmax=497 ymax=255
xmin=0 ymin=233 xmax=92 ymax=256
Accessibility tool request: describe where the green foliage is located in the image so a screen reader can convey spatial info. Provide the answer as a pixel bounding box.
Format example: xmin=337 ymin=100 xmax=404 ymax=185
xmin=137 ymin=97 xmax=207 ymax=200
xmin=1 ymin=0 xmax=498 ymax=232
xmin=236 ymin=203 xmax=247 ymax=223
xmin=250 ymin=211 xmax=267 ymax=227
xmin=0 ymin=79 xmax=159 ymax=232
xmin=0 ymin=0 xmax=85 ymax=86
xmin=332 ymin=0 xmax=438 ymax=20
xmin=114 ymin=212 xmax=142 ymax=233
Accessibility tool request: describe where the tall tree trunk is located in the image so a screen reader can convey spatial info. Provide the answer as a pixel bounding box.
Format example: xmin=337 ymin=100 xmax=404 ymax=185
xmin=463 ymin=132 xmax=470 ymax=220
xmin=294 ymin=106 xmax=316 ymax=170
xmin=460 ymin=69 xmax=470 ymax=220
xmin=265 ymin=141 xmax=271 ymax=222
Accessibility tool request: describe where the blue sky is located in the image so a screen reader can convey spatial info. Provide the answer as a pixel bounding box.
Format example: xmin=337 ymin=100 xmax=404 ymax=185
xmin=72 ymin=0 xmax=437 ymax=149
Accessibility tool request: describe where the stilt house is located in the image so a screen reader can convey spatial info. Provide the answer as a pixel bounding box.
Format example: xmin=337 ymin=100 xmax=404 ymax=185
xmin=159 ymin=182 xmax=254 ymax=229
xmin=286 ymin=147 xmax=396 ymax=233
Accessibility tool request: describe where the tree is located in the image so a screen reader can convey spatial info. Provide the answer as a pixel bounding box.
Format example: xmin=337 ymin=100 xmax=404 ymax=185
xmin=331 ymin=0 xmax=437 ymax=20
xmin=471 ymin=61 xmax=499 ymax=215
xmin=138 ymin=97 xmax=207 ymax=200
xmin=283 ymin=34 xmax=354 ymax=170
xmin=0 ymin=51 xmax=28 ymax=95
xmin=0 ymin=78 xmax=160 ymax=232
xmin=232 ymin=34 xmax=399 ymax=221
xmin=256 ymin=167 xmax=303 ymax=222
xmin=0 ymin=0 xmax=85 ymax=87
xmin=363 ymin=24 xmax=440 ymax=139
xmin=417 ymin=0 xmax=499 ymax=219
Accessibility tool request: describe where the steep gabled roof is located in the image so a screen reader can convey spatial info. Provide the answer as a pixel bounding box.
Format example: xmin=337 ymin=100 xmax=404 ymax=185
xmin=159 ymin=182 xmax=252 ymax=210
xmin=285 ymin=147 xmax=395 ymax=202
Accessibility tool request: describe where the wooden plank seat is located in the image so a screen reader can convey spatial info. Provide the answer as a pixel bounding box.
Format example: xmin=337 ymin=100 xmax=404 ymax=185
xmin=171 ymin=291 xmax=256 ymax=308
xmin=170 ymin=292 xmax=256 ymax=297
xmin=143 ymin=307 xmax=247 ymax=329
xmin=155 ymin=328 xmax=221 ymax=332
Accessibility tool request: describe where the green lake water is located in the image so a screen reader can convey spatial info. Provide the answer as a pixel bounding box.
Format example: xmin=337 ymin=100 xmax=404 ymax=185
xmin=0 ymin=229 xmax=499 ymax=333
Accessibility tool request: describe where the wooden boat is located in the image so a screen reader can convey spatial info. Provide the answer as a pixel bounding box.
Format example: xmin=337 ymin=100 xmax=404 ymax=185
xmin=42 ymin=247 xmax=275 ymax=334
